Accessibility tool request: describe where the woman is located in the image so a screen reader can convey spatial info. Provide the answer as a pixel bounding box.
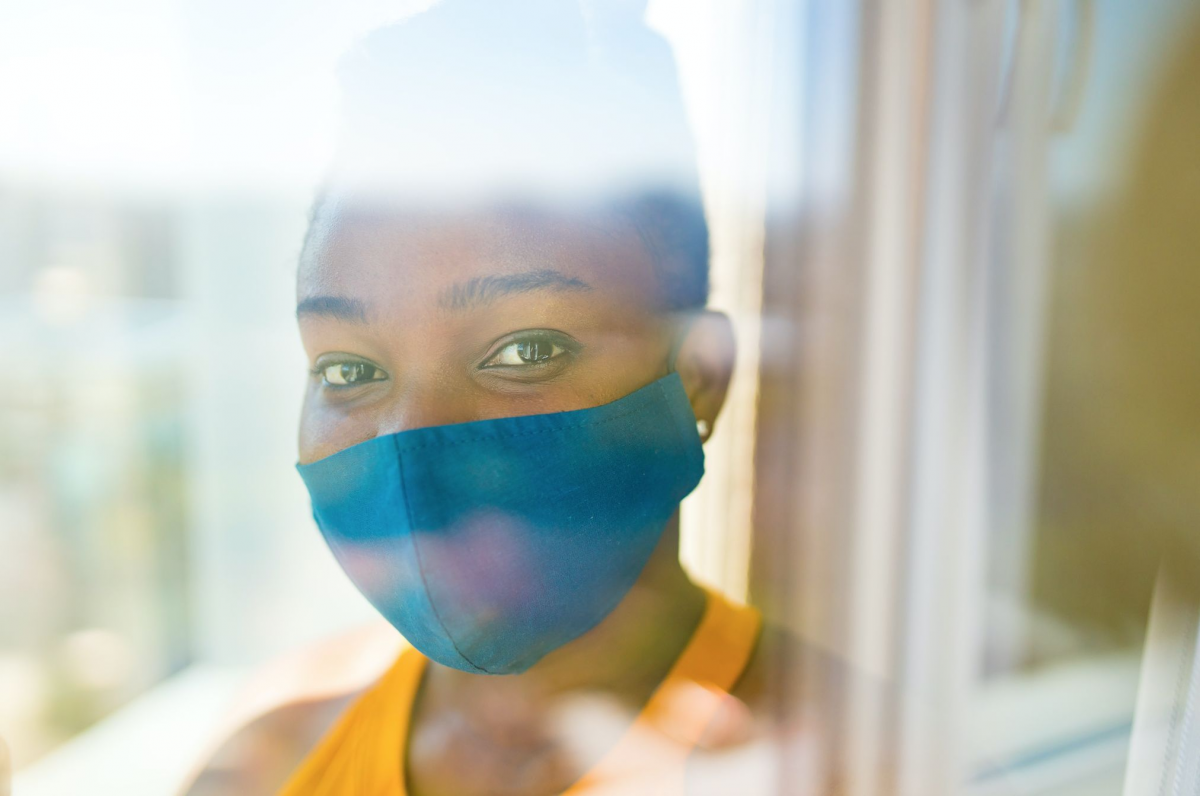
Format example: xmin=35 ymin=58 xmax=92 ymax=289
xmin=181 ymin=2 xmax=812 ymax=793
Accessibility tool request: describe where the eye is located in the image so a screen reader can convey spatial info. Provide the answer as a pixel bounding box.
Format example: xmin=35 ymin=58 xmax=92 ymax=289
xmin=480 ymin=331 xmax=578 ymax=370
xmin=315 ymin=359 xmax=389 ymax=387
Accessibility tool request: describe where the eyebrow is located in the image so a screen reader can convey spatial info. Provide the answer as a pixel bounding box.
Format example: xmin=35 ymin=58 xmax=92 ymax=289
xmin=439 ymin=269 xmax=592 ymax=311
xmin=295 ymin=295 xmax=369 ymax=322
xmin=296 ymin=269 xmax=593 ymax=321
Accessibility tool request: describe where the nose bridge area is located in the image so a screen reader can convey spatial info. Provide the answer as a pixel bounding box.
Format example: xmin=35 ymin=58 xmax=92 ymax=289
xmin=375 ymin=379 xmax=472 ymax=438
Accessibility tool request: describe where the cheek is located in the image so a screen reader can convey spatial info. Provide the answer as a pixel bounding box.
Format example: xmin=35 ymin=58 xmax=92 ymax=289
xmin=297 ymin=387 xmax=378 ymax=465
xmin=576 ymin=319 xmax=675 ymax=394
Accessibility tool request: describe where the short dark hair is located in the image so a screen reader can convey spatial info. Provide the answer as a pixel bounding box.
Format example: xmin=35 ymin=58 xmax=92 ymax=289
xmin=616 ymin=191 xmax=709 ymax=310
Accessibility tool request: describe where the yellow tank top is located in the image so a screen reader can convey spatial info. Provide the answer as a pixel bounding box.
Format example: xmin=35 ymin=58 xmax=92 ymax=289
xmin=277 ymin=589 xmax=762 ymax=796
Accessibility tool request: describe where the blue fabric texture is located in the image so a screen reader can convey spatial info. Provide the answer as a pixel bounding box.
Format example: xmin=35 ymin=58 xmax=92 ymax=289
xmin=297 ymin=373 xmax=704 ymax=674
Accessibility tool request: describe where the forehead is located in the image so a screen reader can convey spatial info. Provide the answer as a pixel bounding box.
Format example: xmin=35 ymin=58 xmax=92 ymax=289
xmin=297 ymin=201 xmax=664 ymax=314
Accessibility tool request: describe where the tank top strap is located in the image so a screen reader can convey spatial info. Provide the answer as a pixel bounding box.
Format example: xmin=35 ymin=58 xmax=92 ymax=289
xmin=277 ymin=645 xmax=425 ymax=796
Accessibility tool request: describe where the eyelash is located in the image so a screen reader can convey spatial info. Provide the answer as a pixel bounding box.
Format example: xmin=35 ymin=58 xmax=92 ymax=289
xmin=479 ymin=330 xmax=579 ymax=370
xmin=311 ymin=357 xmax=389 ymax=388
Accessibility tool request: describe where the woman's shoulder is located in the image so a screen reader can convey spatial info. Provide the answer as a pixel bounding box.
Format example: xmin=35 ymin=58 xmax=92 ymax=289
xmin=177 ymin=622 xmax=406 ymax=796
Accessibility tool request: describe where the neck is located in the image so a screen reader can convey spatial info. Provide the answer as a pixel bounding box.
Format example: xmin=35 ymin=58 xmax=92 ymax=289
xmin=434 ymin=514 xmax=707 ymax=702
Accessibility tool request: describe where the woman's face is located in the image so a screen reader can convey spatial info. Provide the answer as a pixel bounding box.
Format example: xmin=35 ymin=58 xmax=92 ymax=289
xmin=296 ymin=204 xmax=678 ymax=465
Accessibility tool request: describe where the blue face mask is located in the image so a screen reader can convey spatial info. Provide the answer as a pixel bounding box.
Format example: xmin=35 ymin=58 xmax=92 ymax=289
xmin=297 ymin=373 xmax=704 ymax=675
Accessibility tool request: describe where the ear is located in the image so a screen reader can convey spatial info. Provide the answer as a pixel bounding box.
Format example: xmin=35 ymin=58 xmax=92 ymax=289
xmin=674 ymin=310 xmax=736 ymax=442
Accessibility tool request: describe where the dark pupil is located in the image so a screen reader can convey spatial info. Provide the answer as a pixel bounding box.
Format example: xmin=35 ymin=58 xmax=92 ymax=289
xmin=516 ymin=340 xmax=551 ymax=363
xmin=341 ymin=362 xmax=374 ymax=383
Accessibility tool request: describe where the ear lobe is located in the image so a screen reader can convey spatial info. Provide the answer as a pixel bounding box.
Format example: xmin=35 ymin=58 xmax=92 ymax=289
xmin=673 ymin=310 xmax=736 ymax=440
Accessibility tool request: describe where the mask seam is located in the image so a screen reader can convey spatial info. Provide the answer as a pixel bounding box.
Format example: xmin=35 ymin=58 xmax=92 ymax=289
xmin=395 ymin=388 xmax=659 ymax=455
xmin=393 ymin=432 xmax=490 ymax=674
